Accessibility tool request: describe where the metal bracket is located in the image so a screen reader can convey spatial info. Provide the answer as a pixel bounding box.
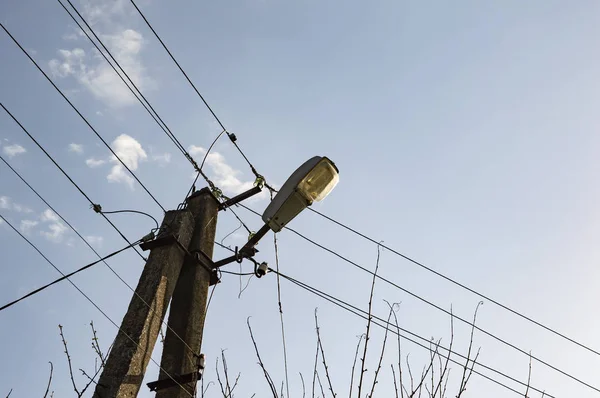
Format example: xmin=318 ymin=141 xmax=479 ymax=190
xmin=139 ymin=234 xmax=177 ymax=251
xmin=146 ymin=371 xmax=203 ymax=392
xmin=218 ymin=185 xmax=262 ymax=210
xmin=191 ymin=250 xmax=220 ymax=285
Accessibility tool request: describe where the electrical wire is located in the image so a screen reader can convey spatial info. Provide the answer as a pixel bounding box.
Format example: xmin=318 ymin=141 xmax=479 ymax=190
xmin=271 ymin=192 xmax=290 ymax=398
xmin=0 ymin=24 xmax=166 ymax=214
xmin=0 ymin=214 xmax=194 ymax=397
xmin=307 ymin=208 xmax=600 ymax=359
xmin=0 ymin=102 xmax=147 ymax=262
xmin=238 ymin=203 xmax=600 ymax=394
xmin=58 ymin=0 xmax=218 ymax=198
xmin=100 ymin=209 xmax=160 ymax=231
xmin=128 ymin=0 xmax=273 ymax=192
xmin=269 ymin=268 xmax=553 ymax=398
xmin=0 ymin=154 xmax=202 ymax=368
xmin=124 ymin=0 xmax=600 ymax=361
xmin=0 ymin=231 xmax=139 ymax=313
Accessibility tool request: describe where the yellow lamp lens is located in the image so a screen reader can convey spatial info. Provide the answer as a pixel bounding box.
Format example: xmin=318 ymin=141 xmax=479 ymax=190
xmin=297 ymin=158 xmax=339 ymax=203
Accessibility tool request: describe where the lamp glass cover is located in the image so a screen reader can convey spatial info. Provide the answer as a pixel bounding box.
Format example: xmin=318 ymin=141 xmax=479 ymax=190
xmin=297 ymin=158 xmax=339 ymax=202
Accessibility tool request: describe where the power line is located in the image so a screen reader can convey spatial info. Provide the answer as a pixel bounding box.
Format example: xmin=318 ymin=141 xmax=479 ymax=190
xmin=238 ymin=203 xmax=600 ymax=394
xmin=308 ymin=208 xmax=600 ymax=359
xmin=270 ymin=268 xmax=552 ymax=398
xmin=0 ymin=102 xmax=147 ymax=262
xmin=0 ymin=153 xmax=201 ymax=367
xmin=125 ymin=0 xmax=599 ymax=360
xmin=57 ymin=0 xmax=212 ymax=187
xmin=0 ymin=232 xmax=139 ymax=313
xmin=0 ymin=214 xmax=194 ymax=397
xmin=0 ymin=23 xmax=166 ymax=214
xmin=128 ymin=0 xmax=273 ymax=191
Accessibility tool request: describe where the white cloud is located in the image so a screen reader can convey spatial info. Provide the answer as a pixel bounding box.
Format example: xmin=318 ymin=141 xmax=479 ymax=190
xmin=107 ymin=134 xmax=147 ymax=189
xmin=152 ymin=152 xmax=171 ymax=166
xmin=0 ymin=196 xmax=32 ymax=213
xmin=3 ymin=144 xmax=26 ymax=158
xmin=40 ymin=209 xmax=59 ymax=222
xmin=49 ymin=29 xmax=153 ymax=108
xmin=188 ymin=145 xmax=205 ymax=157
xmin=41 ymin=222 xmax=69 ymax=243
xmin=68 ymin=143 xmax=84 ymax=154
xmin=40 ymin=209 xmax=68 ymax=243
xmin=187 ymin=145 xmax=261 ymax=196
xmin=86 ymin=157 xmax=106 ymax=168
xmin=20 ymin=220 xmax=38 ymax=235
xmin=96 ymin=111 xmax=104 ymax=116
xmin=86 ymin=235 xmax=104 ymax=247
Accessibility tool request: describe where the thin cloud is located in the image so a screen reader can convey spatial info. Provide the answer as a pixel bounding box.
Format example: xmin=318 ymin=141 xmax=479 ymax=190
xmin=0 ymin=196 xmax=33 ymax=213
xmin=20 ymin=220 xmax=38 ymax=235
xmin=85 ymin=235 xmax=104 ymax=247
xmin=3 ymin=144 xmax=26 ymax=158
xmin=40 ymin=209 xmax=69 ymax=243
xmin=68 ymin=143 xmax=84 ymax=154
xmin=86 ymin=157 xmax=106 ymax=168
xmin=152 ymin=152 xmax=171 ymax=166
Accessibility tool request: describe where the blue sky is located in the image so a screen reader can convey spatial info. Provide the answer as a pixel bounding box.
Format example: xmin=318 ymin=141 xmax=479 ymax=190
xmin=2 ymin=0 xmax=600 ymax=397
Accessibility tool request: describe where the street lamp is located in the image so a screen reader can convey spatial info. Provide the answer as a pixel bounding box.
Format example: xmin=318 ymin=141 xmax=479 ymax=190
xmin=213 ymin=156 xmax=339 ymax=268
xmin=262 ymin=156 xmax=339 ymax=232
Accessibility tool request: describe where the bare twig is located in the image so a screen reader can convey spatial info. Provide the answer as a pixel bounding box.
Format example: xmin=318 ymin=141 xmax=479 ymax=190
xmin=357 ymin=244 xmax=382 ymax=398
xmin=59 ymin=325 xmax=80 ymax=396
xmin=247 ymin=318 xmax=279 ymax=397
xmin=391 ymin=365 xmax=399 ymax=398
xmin=525 ymin=353 xmax=532 ymax=398
xmin=432 ymin=311 xmax=454 ymax=398
xmin=386 ymin=301 xmax=405 ymax=398
xmin=43 ymin=362 xmax=53 ymax=398
xmin=313 ymin=326 xmax=319 ymax=398
xmin=5 ymin=389 xmax=12 ymax=398
xmin=216 ymin=357 xmax=228 ymax=397
xmin=89 ymin=321 xmax=105 ymax=368
xmin=457 ymin=302 xmax=483 ymax=397
xmin=368 ymin=303 xmax=394 ymax=397
xmin=348 ymin=334 xmax=365 ymax=397
xmin=300 ymin=373 xmax=307 ymax=398
xmin=316 ymin=371 xmax=326 ymax=398
xmin=315 ymin=309 xmax=336 ymax=397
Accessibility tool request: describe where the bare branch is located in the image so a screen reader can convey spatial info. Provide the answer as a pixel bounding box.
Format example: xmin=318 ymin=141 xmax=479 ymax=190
xmin=59 ymin=325 xmax=80 ymax=396
xmin=348 ymin=334 xmax=365 ymax=397
xmin=43 ymin=362 xmax=53 ymax=398
xmin=316 ymin=371 xmax=326 ymax=398
xmin=457 ymin=301 xmax=483 ymax=397
xmin=89 ymin=321 xmax=105 ymax=368
xmin=358 ymin=244 xmax=382 ymax=398
xmin=300 ymin=373 xmax=307 ymax=398
xmin=247 ymin=318 xmax=279 ymax=397
xmin=216 ymin=357 xmax=228 ymax=397
xmin=524 ymin=353 xmax=532 ymax=398
xmin=432 ymin=311 xmax=454 ymax=398
xmin=5 ymin=389 xmax=12 ymax=398
xmin=315 ymin=309 xmax=336 ymax=397
xmin=368 ymin=303 xmax=394 ymax=397
xmin=391 ymin=365 xmax=399 ymax=398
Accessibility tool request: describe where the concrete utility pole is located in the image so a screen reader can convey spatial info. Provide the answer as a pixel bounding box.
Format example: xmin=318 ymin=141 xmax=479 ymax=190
xmin=94 ymin=210 xmax=195 ymax=398
xmin=156 ymin=188 xmax=219 ymax=398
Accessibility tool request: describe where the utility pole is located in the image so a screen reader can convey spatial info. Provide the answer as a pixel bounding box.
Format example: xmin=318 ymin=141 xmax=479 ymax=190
xmin=94 ymin=210 xmax=195 ymax=398
xmin=155 ymin=188 xmax=219 ymax=398
xmin=93 ymin=156 xmax=339 ymax=397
